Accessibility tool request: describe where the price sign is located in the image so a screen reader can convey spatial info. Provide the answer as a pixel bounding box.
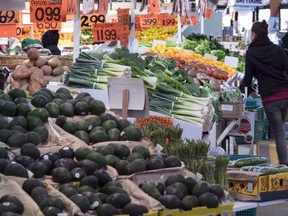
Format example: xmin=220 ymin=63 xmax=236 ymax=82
xmin=97 ymin=0 xmax=109 ymax=14
xmin=33 ymin=22 xmax=61 ymax=30
xmin=190 ymin=15 xmax=197 ymax=25
xmin=30 ymin=0 xmax=66 ymax=23
xmin=140 ymin=14 xmax=158 ymax=29
xmin=16 ymin=26 xmax=22 ymax=37
xmin=0 ymin=10 xmax=20 ymax=24
xmin=117 ymin=8 xmax=130 ymax=47
xmin=181 ymin=16 xmax=187 ymax=26
xmin=136 ymin=115 xmax=173 ymax=128
xmin=135 ymin=15 xmax=141 ymax=30
xmin=81 ymin=14 xmax=105 ymax=29
xmin=109 ymin=14 xmax=118 ymax=23
xmin=148 ymin=0 xmax=161 ymax=14
xmin=92 ymin=22 xmax=119 ymax=42
xmin=0 ymin=24 xmax=17 ymax=37
xmin=205 ymin=8 xmax=212 ymax=20
xmin=159 ymin=14 xmax=177 ymax=26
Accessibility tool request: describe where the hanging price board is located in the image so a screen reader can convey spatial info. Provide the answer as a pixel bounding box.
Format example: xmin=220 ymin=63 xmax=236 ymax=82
xmin=92 ymin=22 xmax=119 ymax=42
xmin=109 ymin=14 xmax=118 ymax=23
xmin=190 ymin=15 xmax=197 ymax=25
xmin=140 ymin=14 xmax=158 ymax=29
xmin=205 ymin=8 xmax=212 ymax=20
xmin=135 ymin=16 xmax=141 ymax=30
xmin=0 ymin=24 xmax=17 ymax=37
xmin=181 ymin=16 xmax=188 ymax=26
xmin=16 ymin=25 xmax=22 ymax=37
xmin=117 ymin=8 xmax=130 ymax=47
xmin=30 ymin=0 xmax=66 ymax=23
xmin=0 ymin=10 xmax=20 ymax=24
xmin=159 ymin=14 xmax=177 ymax=26
xmin=148 ymin=0 xmax=161 ymax=14
xmin=81 ymin=14 xmax=105 ymax=29
xmin=97 ymin=0 xmax=109 ymax=14
xmin=33 ymin=22 xmax=61 ymax=30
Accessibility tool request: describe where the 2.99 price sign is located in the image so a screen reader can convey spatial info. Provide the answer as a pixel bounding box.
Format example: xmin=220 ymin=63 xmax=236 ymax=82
xmin=92 ymin=22 xmax=119 ymax=42
xmin=30 ymin=0 xmax=64 ymax=23
xmin=0 ymin=11 xmax=20 ymax=24
xmin=81 ymin=14 xmax=105 ymax=29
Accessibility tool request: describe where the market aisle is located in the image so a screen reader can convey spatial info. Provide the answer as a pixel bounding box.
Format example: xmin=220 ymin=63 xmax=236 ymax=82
xmin=256 ymin=199 xmax=288 ymax=216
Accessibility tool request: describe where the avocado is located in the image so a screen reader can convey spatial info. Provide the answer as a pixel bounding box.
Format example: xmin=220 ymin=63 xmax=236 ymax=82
xmin=0 ymin=194 xmax=24 ymax=214
xmin=27 ymin=161 xmax=47 ymax=178
xmin=108 ymin=143 xmax=130 ymax=159
xmin=77 ymin=159 xmax=99 ymax=175
xmin=8 ymin=116 xmax=27 ymax=129
xmin=15 ymin=103 xmax=31 ymax=117
xmin=53 ymin=93 xmax=69 ymax=102
xmin=58 ymin=146 xmax=74 ymax=159
xmin=27 ymin=108 xmax=49 ymax=123
xmin=126 ymin=152 xmax=144 ymax=163
xmin=105 ymin=193 xmax=131 ymax=209
xmin=117 ymin=118 xmax=131 ymax=131
xmin=75 ymin=120 xmax=92 ymax=133
xmin=0 ymin=147 xmax=9 ymax=159
xmin=55 ymin=115 xmax=67 ymax=127
xmin=33 ymin=126 xmax=49 ymax=143
xmin=0 ymin=129 xmax=13 ymax=143
xmin=81 ymin=192 xmax=102 ymax=210
xmin=100 ymin=185 xmax=128 ymax=196
xmin=79 ymin=175 xmax=99 ymax=190
xmin=146 ymin=155 xmax=165 ymax=170
xmin=26 ymin=131 xmax=41 ymax=145
xmin=198 ymin=192 xmax=219 ymax=208
xmin=181 ymin=195 xmax=200 ymax=210
xmin=6 ymin=132 xmax=28 ymax=148
xmin=89 ymin=130 xmax=109 ymax=143
xmin=13 ymin=155 xmax=34 ymax=168
xmin=39 ymin=159 xmax=53 ymax=175
xmin=59 ymin=103 xmax=74 ymax=117
xmin=125 ymin=158 xmax=147 ymax=175
xmin=26 ymin=116 xmax=44 ymax=130
xmin=96 ymin=203 xmax=118 ymax=216
xmin=20 ymin=143 xmax=41 ymax=160
xmin=8 ymin=88 xmax=26 ymax=100
xmin=107 ymin=128 xmax=120 ymax=141
xmin=78 ymin=185 xmax=96 ymax=194
xmin=75 ymin=101 xmax=90 ymax=116
xmin=74 ymin=131 xmax=90 ymax=144
xmin=42 ymin=207 xmax=62 ymax=216
xmin=55 ymin=87 xmax=73 ymax=99
xmin=209 ymin=184 xmax=225 ymax=200
xmin=33 ymin=89 xmax=53 ymax=101
xmin=89 ymin=99 xmax=106 ymax=115
xmin=10 ymin=125 xmax=27 ymax=134
xmin=44 ymin=102 xmax=60 ymax=118
xmin=192 ymin=181 xmax=210 ymax=197
xmin=165 ymin=174 xmax=186 ymax=187
xmin=95 ymin=145 xmax=115 ymax=156
xmin=139 ymin=183 xmax=161 ymax=200
xmin=74 ymin=92 xmax=91 ymax=102
xmin=93 ymin=169 xmax=113 ymax=186
xmin=30 ymin=186 xmax=49 ymax=205
xmin=1 ymin=101 xmax=16 ymax=117
xmin=122 ymin=203 xmax=149 ymax=216
xmin=183 ymin=177 xmax=198 ymax=195
xmin=158 ymin=195 xmax=181 ymax=209
xmin=85 ymin=152 xmax=107 ymax=169
xmin=0 ymin=158 xmax=9 ymax=173
xmin=132 ymin=145 xmax=150 ymax=159
xmin=61 ymin=186 xmax=78 ymax=198
xmin=120 ymin=125 xmax=142 ymax=141
xmin=70 ymin=167 xmax=87 ymax=181
xmin=62 ymin=121 xmax=78 ymax=134
xmin=31 ymin=95 xmax=50 ymax=108
xmin=99 ymin=112 xmax=118 ymax=123
xmin=74 ymin=147 xmax=93 ymax=161
xmin=69 ymin=194 xmax=90 ymax=213
xmin=39 ymin=197 xmax=66 ymax=211
xmin=164 ymin=155 xmax=182 ymax=168
xmin=22 ymin=178 xmax=45 ymax=195
xmin=51 ymin=167 xmax=71 ymax=184
xmin=52 ymin=98 xmax=64 ymax=108
xmin=105 ymin=154 xmax=120 ymax=167
xmin=53 ymin=158 xmax=77 ymax=171
xmin=114 ymin=160 xmax=129 ymax=175
xmin=86 ymin=116 xmax=102 ymax=128
xmin=0 ymin=202 xmax=19 ymax=215
xmin=40 ymin=152 xmax=61 ymax=163
xmin=164 ymin=185 xmax=185 ymax=200
xmin=14 ymin=97 xmax=28 ymax=104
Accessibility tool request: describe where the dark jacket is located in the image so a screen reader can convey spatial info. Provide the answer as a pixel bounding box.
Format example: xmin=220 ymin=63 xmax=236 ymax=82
xmin=241 ymin=36 xmax=288 ymax=99
xmin=41 ymin=30 xmax=61 ymax=55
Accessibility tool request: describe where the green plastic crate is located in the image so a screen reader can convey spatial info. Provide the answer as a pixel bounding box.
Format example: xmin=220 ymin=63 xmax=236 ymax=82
xmin=235 ymin=208 xmax=257 ymax=216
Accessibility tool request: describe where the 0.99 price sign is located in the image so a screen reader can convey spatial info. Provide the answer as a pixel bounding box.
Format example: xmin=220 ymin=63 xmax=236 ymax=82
xmin=33 ymin=22 xmax=61 ymax=30
xmin=81 ymin=14 xmax=105 ymax=29
xmin=0 ymin=11 xmax=20 ymax=24
xmin=140 ymin=14 xmax=158 ymax=29
xmin=30 ymin=0 xmax=64 ymax=23
xmin=92 ymin=22 xmax=119 ymax=42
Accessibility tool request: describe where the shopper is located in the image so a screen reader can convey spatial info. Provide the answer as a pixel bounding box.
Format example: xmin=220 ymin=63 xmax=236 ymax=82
xmin=280 ymin=31 xmax=288 ymax=55
xmin=41 ymin=30 xmax=61 ymax=55
xmin=240 ymin=20 xmax=288 ymax=165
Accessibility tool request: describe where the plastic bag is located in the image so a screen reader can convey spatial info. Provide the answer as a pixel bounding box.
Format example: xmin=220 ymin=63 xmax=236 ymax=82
xmin=83 ymin=0 xmax=94 ymax=15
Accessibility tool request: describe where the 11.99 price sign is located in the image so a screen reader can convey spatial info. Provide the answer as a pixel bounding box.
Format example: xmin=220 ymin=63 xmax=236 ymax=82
xmin=92 ymin=23 xmax=119 ymax=42
xmin=30 ymin=0 xmax=65 ymax=23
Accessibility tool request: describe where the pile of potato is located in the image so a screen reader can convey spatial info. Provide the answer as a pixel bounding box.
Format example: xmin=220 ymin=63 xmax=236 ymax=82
xmin=11 ymin=48 xmax=69 ymax=94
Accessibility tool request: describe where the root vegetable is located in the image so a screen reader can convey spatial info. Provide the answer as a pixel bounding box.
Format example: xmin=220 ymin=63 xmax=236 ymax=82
xmin=35 ymin=56 xmax=48 ymax=68
xmin=12 ymin=65 xmax=32 ymax=79
xmin=28 ymin=80 xmax=42 ymax=94
xmin=27 ymin=48 xmax=40 ymax=61
xmin=23 ymin=60 xmax=34 ymax=68
xmin=30 ymin=66 xmax=39 ymax=73
xmin=48 ymin=57 xmax=61 ymax=68
xmin=52 ymin=66 xmax=63 ymax=76
xmin=11 ymin=79 xmax=22 ymax=88
xmin=21 ymin=79 xmax=29 ymax=90
xmin=30 ymin=68 xmax=47 ymax=87
xmin=41 ymin=65 xmax=53 ymax=75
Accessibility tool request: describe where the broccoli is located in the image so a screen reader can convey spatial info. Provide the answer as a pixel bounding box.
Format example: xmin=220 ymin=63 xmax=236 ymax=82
xmin=210 ymin=49 xmax=226 ymax=62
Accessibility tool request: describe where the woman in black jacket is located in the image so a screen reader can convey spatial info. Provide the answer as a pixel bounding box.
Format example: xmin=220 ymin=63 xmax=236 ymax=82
xmin=241 ymin=20 xmax=288 ymax=165
xmin=41 ymin=30 xmax=61 ymax=55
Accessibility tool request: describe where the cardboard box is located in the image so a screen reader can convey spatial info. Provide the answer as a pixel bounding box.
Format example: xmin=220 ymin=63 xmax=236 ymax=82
xmin=268 ymin=172 xmax=288 ymax=192
xmin=220 ymin=102 xmax=244 ymax=119
xmin=228 ymin=170 xmax=288 ymax=201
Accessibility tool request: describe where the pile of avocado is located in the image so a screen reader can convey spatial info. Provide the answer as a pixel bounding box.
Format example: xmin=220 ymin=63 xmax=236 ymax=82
xmin=0 ymin=194 xmax=24 ymax=215
xmin=139 ymin=173 xmax=226 ymax=211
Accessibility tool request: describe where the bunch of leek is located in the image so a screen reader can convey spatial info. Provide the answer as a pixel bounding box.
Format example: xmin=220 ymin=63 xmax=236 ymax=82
xmin=64 ymin=52 xmax=131 ymax=89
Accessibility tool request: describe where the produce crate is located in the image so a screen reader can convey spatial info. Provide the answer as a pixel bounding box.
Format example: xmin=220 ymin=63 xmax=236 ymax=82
xmin=235 ymin=208 xmax=257 ymax=216
xmin=235 ymin=120 xmax=264 ymax=144
xmin=0 ymin=55 xmax=73 ymax=69
xmin=244 ymin=98 xmax=262 ymax=108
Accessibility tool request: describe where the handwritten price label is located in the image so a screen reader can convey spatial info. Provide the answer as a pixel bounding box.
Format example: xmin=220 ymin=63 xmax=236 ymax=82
xmin=33 ymin=22 xmax=61 ymax=30
xmin=92 ymin=22 xmax=119 ymax=42
xmin=0 ymin=11 xmax=20 ymax=24
xmin=140 ymin=14 xmax=158 ymax=28
xmin=81 ymin=14 xmax=105 ymax=28
xmin=30 ymin=0 xmax=65 ymax=23
xmin=159 ymin=15 xmax=177 ymax=26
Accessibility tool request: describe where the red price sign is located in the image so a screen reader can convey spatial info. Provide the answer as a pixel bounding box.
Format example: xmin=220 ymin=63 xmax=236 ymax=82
xmin=181 ymin=16 xmax=187 ymax=26
xmin=33 ymin=22 xmax=61 ymax=30
xmin=140 ymin=14 xmax=158 ymax=28
xmin=0 ymin=11 xmax=20 ymax=24
xmin=0 ymin=24 xmax=17 ymax=37
xmin=30 ymin=0 xmax=66 ymax=23
xmin=190 ymin=15 xmax=197 ymax=25
xmin=92 ymin=22 xmax=119 ymax=42
xmin=117 ymin=8 xmax=130 ymax=47
xmin=109 ymin=14 xmax=118 ymax=23
xmin=81 ymin=14 xmax=105 ymax=29
xmin=135 ymin=15 xmax=141 ymax=30
xmin=159 ymin=15 xmax=177 ymax=26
